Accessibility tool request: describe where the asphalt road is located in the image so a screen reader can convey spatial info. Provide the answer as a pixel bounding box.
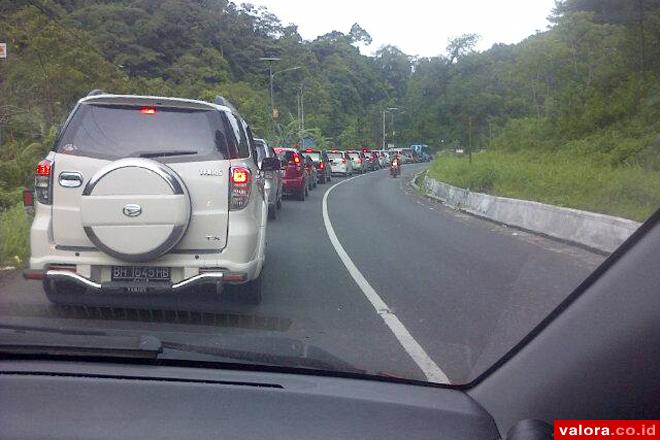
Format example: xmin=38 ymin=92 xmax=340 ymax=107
xmin=0 ymin=163 xmax=605 ymax=383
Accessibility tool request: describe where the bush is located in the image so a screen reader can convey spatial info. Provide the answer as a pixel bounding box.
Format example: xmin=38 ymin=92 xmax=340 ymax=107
xmin=0 ymin=204 xmax=30 ymax=266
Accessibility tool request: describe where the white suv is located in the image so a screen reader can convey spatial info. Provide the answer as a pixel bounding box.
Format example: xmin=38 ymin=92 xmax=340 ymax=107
xmin=23 ymin=92 xmax=280 ymax=305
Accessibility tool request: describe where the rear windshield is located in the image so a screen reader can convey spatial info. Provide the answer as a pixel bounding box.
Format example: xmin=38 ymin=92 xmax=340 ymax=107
xmin=302 ymin=152 xmax=321 ymax=162
xmin=347 ymin=152 xmax=360 ymax=158
xmin=275 ymin=150 xmax=296 ymax=162
xmin=327 ymin=152 xmax=343 ymax=159
xmin=56 ymin=103 xmax=230 ymax=161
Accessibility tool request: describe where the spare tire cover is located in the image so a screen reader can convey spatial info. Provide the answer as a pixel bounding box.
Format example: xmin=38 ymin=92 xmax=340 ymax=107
xmin=80 ymin=158 xmax=191 ymax=262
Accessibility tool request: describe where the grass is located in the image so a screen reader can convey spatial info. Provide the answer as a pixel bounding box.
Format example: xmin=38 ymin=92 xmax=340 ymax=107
xmin=0 ymin=204 xmax=30 ymax=266
xmin=427 ymin=151 xmax=660 ymax=222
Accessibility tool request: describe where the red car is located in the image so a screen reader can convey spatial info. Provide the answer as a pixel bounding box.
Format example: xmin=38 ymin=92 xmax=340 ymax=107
xmin=274 ymin=147 xmax=309 ymax=201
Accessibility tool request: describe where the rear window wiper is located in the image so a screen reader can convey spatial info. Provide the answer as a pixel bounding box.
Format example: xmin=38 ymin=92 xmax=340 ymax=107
xmin=0 ymin=326 xmax=161 ymax=360
xmin=138 ymin=150 xmax=198 ymax=158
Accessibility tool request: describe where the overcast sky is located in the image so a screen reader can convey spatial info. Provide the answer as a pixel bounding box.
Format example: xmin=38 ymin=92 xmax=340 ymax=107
xmin=245 ymin=0 xmax=557 ymax=57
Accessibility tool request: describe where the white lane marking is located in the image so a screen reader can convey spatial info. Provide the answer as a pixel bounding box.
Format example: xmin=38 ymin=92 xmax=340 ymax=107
xmin=322 ymin=174 xmax=451 ymax=383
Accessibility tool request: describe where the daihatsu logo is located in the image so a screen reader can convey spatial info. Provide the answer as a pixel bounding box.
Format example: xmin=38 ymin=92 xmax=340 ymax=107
xmin=122 ymin=204 xmax=142 ymax=217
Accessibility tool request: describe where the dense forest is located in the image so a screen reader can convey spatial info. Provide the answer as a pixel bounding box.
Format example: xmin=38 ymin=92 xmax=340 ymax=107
xmin=0 ymin=0 xmax=659 ymax=257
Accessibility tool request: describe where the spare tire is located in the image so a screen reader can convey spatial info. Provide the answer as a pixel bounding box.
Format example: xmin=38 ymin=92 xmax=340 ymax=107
xmin=80 ymin=158 xmax=191 ymax=262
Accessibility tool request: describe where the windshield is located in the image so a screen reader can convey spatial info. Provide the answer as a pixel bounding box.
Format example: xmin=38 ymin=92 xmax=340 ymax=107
xmin=56 ymin=104 xmax=228 ymax=160
xmin=1 ymin=0 xmax=658 ymax=387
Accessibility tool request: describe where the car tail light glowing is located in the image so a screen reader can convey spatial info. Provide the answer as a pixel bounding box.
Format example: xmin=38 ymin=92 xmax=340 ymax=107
xmin=229 ymin=166 xmax=252 ymax=210
xmin=35 ymin=159 xmax=53 ymax=205
xmin=139 ymin=107 xmax=157 ymax=115
xmin=342 ymin=158 xmax=347 ymax=164
xmin=293 ymin=154 xmax=301 ymax=165
xmin=231 ymin=167 xmax=250 ymax=184
xmin=36 ymin=160 xmax=52 ymax=176
xmin=319 ymin=161 xmax=325 ymax=169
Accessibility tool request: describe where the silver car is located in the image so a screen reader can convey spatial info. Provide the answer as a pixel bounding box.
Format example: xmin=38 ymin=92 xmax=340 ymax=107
xmin=377 ymin=150 xmax=389 ymax=168
xmin=327 ymin=150 xmax=353 ymax=176
xmin=255 ymin=138 xmax=283 ymax=220
xmin=346 ymin=150 xmax=366 ymax=174
xmin=24 ymin=92 xmax=277 ymax=305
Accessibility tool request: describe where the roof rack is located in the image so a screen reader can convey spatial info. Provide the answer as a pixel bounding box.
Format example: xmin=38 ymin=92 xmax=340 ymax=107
xmin=214 ymin=95 xmax=237 ymax=112
xmin=87 ymin=89 xmax=105 ymax=97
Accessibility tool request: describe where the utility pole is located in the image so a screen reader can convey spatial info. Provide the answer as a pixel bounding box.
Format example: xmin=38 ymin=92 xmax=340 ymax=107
xmin=382 ymin=107 xmax=399 ymax=149
xmin=0 ymin=42 xmax=7 ymax=145
xmin=468 ymin=116 xmax=473 ymax=164
xmin=259 ymin=57 xmax=280 ymax=126
xmin=296 ymin=83 xmax=304 ymax=131
xmin=258 ymin=58 xmax=302 ymax=136
xmin=300 ymin=83 xmax=304 ymax=131
xmin=382 ymin=110 xmax=386 ymax=149
xmin=488 ymin=118 xmax=493 ymax=149
xmin=297 ymin=90 xmax=301 ymax=130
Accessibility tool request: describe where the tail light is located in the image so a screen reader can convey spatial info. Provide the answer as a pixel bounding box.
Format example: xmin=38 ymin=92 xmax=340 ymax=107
xmin=319 ymin=161 xmax=325 ymax=170
xmin=342 ymin=158 xmax=347 ymax=164
xmin=293 ymin=154 xmax=301 ymax=165
xmin=35 ymin=159 xmax=53 ymax=204
xmin=358 ymin=158 xmax=363 ymax=164
xmin=229 ymin=166 xmax=252 ymax=210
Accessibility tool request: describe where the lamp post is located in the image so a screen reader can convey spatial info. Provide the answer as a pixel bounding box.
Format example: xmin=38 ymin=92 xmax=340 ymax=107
xmin=259 ymin=57 xmax=280 ymax=121
xmin=382 ymin=107 xmax=399 ymax=149
xmin=259 ymin=57 xmax=302 ymax=127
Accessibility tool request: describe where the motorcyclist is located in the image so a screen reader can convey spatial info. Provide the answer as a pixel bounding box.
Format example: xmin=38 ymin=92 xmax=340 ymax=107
xmin=390 ymin=153 xmax=401 ymax=176
xmin=391 ymin=153 xmax=401 ymax=167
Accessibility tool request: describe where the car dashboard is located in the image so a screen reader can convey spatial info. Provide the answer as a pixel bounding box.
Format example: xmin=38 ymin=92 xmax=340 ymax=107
xmin=0 ymin=359 xmax=498 ymax=440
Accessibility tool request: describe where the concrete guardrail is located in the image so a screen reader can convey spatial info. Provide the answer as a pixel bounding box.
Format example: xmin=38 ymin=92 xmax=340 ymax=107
xmin=414 ymin=172 xmax=641 ymax=254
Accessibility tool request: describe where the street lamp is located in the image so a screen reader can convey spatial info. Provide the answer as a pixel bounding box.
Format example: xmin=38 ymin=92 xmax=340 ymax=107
xmin=382 ymin=107 xmax=399 ymax=149
xmin=259 ymin=57 xmax=302 ymax=124
xmin=259 ymin=57 xmax=280 ymax=120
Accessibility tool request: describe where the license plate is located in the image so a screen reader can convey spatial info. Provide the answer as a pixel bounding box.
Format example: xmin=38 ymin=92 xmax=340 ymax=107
xmin=111 ymin=266 xmax=171 ymax=282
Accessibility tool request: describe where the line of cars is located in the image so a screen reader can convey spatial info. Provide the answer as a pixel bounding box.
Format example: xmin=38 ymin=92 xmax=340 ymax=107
xmin=252 ymin=143 xmax=333 ymax=205
xmin=326 ymin=149 xmax=391 ymax=176
xmin=252 ymin=144 xmax=393 ymax=207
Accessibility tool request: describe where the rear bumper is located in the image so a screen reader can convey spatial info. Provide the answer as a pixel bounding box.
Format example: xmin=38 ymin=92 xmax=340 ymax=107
xmin=282 ymin=177 xmax=305 ymax=192
xmin=33 ymin=269 xmax=231 ymax=293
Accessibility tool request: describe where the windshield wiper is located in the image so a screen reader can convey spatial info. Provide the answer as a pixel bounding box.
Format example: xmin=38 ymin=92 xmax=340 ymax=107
xmin=0 ymin=324 xmax=357 ymax=373
xmin=0 ymin=327 xmax=162 ymax=360
xmin=138 ymin=150 xmax=197 ymax=158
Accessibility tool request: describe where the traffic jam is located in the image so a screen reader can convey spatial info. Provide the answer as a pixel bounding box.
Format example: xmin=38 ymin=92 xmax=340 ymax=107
xmin=259 ymin=143 xmax=430 ymax=208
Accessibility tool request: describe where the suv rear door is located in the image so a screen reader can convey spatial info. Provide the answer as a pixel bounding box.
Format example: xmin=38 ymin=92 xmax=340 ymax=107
xmin=50 ymin=98 xmax=232 ymax=253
